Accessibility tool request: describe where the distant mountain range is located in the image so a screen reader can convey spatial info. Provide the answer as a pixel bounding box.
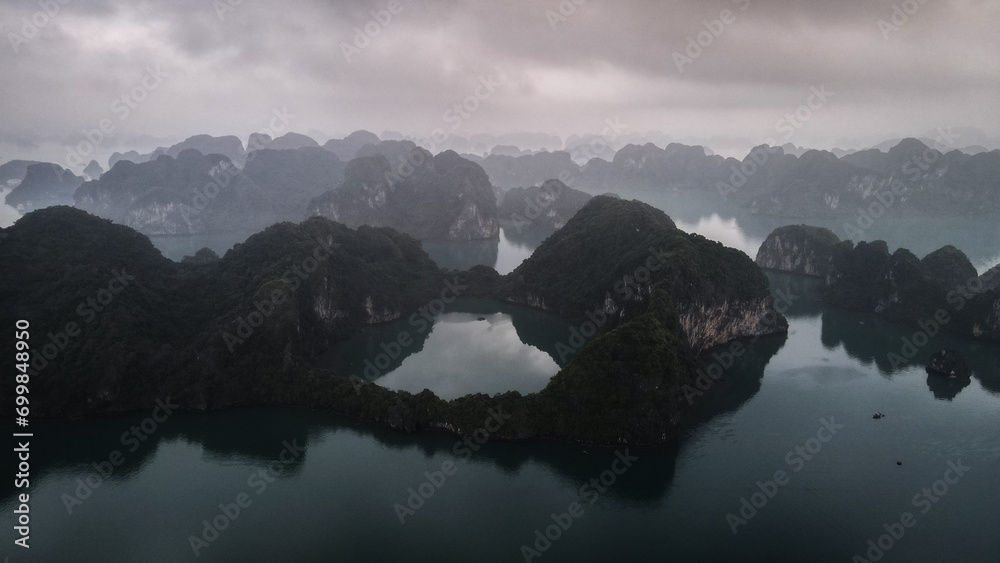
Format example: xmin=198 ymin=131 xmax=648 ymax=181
xmin=473 ymin=139 xmax=1000 ymax=218
xmin=2 ymin=134 xmax=997 ymax=240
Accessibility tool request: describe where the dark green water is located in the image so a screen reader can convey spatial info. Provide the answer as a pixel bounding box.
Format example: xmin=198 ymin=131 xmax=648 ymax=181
xmin=3 ymin=273 xmax=999 ymax=562
xmin=10 ymin=199 xmax=1000 ymax=562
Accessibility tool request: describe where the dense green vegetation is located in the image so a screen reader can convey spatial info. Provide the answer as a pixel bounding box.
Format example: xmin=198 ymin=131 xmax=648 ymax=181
xmin=1 ymin=199 xmax=786 ymax=445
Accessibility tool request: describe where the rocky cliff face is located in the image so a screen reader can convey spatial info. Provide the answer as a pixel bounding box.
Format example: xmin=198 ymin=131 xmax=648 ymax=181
xmin=755 ymin=225 xmax=841 ymax=277
xmin=4 ymin=162 xmax=83 ymax=212
xmin=500 ymin=196 xmax=787 ymax=344
xmin=757 ymin=225 xmax=1000 ymax=342
xmin=307 ymin=150 xmax=499 ymax=240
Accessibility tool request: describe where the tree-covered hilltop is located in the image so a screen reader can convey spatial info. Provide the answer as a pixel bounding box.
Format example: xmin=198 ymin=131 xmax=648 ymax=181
xmin=497 ymin=179 xmax=592 ymax=231
xmin=308 ymin=149 xmax=500 ymax=241
xmin=0 ymin=206 xmax=445 ymax=417
xmin=1 ymin=200 xmax=787 ymax=445
xmin=755 ymin=224 xmax=1000 ymax=342
xmin=499 ymin=195 xmax=786 ymax=351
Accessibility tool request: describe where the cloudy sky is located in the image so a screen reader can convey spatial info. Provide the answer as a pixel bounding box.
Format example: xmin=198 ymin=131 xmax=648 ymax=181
xmin=1 ymin=0 xmax=998 ymax=168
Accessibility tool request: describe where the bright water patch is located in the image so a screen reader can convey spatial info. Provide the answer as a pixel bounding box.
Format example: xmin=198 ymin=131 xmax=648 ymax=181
xmin=675 ymin=213 xmax=765 ymax=259
xmin=323 ymin=298 xmax=573 ymax=400
xmin=376 ymin=312 xmax=560 ymax=399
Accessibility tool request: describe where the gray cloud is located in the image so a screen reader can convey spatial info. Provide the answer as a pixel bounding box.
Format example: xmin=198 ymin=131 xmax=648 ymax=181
xmin=1 ymin=0 xmax=997 ymax=167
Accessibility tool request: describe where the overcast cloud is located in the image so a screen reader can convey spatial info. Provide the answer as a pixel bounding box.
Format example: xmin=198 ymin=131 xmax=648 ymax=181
xmin=1 ymin=0 xmax=998 ymax=167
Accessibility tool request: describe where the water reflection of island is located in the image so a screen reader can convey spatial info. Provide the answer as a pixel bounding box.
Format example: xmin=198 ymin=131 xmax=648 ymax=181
xmin=765 ymin=271 xmax=1000 ymax=399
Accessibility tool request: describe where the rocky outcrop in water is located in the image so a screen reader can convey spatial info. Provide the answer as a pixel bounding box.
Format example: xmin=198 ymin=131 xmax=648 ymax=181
xmin=755 ymin=225 xmax=840 ymax=277
xmin=1 ymin=201 xmax=785 ymax=445
xmin=4 ymin=162 xmax=83 ymax=212
xmin=497 ymin=179 xmax=592 ymax=231
xmin=926 ymin=349 xmax=972 ymax=380
xmin=757 ymin=226 xmax=1000 ymax=342
xmin=307 ymin=150 xmax=499 ymax=241
xmin=0 ymin=206 xmax=446 ymax=417
xmin=498 ymin=196 xmax=788 ymax=354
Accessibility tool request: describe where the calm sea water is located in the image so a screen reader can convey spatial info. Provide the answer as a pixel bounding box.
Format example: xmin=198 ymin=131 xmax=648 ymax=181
xmin=5 ymin=197 xmax=999 ymax=562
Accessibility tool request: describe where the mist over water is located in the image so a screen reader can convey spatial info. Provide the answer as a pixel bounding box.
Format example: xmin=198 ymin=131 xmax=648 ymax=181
xmin=675 ymin=214 xmax=765 ymax=259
